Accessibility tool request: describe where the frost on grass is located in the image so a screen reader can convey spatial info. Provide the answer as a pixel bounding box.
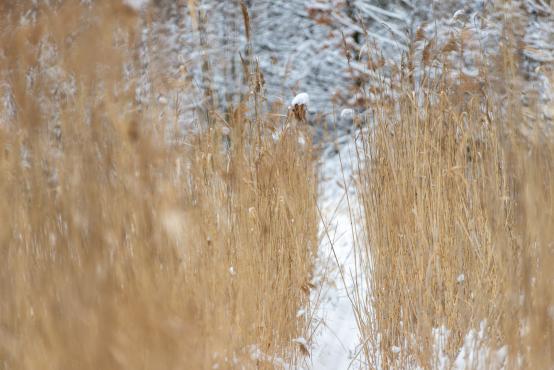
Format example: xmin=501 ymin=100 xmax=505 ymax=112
xmin=149 ymin=0 xmax=413 ymax=113
xmin=247 ymin=345 xmax=286 ymax=368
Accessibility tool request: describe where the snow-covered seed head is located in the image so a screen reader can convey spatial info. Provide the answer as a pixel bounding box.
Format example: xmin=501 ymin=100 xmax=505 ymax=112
xmin=291 ymin=93 xmax=310 ymax=107
xmin=158 ymin=95 xmax=168 ymax=105
xmin=123 ymin=0 xmax=149 ymax=11
xmin=290 ymin=93 xmax=309 ymax=122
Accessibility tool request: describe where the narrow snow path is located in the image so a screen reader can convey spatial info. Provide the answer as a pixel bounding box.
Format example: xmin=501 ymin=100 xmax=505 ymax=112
xmin=303 ymin=135 xmax=364 ymax=370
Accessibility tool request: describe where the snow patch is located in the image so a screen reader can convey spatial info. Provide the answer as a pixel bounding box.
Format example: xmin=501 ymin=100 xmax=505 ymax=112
xmin=431 ymin=325 xmax=451 ymax=369
xmin=453 ymin=321 xmax=508 ymax=370
xmin=247 ymin=345 xmax=286 ymax=368
xmin=340 ymin=108 xmax=354 ymax=119
xmin=428 ymin=321 xmax=509 ymax=370
xmin=303 ymin=134 xmax=361 ymax=369
xmin=221 ymin=126 xmax=231 ymax=136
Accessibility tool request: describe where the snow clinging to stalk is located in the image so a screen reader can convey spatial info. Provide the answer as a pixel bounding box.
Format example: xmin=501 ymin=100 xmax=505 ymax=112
xmin=123 ymin=0 xmax=149 ymax=11
xmin=291 ymin=92 xmax=310 ymax=107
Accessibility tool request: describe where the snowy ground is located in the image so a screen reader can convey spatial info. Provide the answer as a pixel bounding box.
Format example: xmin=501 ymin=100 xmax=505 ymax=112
xmin=302 ymin=133 xmax=365 ymax=370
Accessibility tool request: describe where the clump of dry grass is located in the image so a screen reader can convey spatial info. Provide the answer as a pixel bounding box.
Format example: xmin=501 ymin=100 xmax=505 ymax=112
xmin=0 ymin=2 xmax=317 ymax=369
xmin=354 ymin=23 xmax=554 ymax=370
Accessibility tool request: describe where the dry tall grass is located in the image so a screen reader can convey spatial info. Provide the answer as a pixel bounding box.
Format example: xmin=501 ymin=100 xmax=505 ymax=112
xmin=355 ymin=22 xmax=554 ymax=370
xmin=0 ymin=3 xmax=317 ymax=369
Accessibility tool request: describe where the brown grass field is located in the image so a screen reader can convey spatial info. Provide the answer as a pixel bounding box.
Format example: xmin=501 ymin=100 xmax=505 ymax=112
xmin=354 ymin=21 xmax=554 ymax=369
xmin=0 ymin=3 xmax=317 ymax=369
xmin=0 ymin=1 xmax=553 ymax=370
